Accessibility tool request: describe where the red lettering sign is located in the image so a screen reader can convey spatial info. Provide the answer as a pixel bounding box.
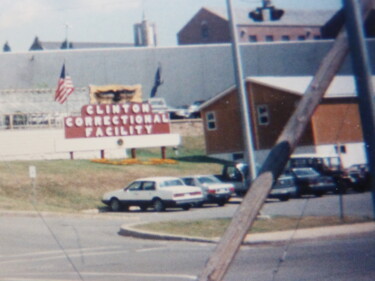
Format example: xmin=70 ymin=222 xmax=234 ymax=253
xmin=64 ymin=103 xmax=171 ymax=138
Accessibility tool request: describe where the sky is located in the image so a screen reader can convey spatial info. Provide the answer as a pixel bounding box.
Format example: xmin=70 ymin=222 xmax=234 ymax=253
xmin=0 ymin=0 xmax=342 ymax=52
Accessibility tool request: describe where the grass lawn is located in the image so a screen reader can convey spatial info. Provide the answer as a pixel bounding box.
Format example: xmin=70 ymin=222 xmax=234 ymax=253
xmin=0 ymin=136 xmax=224 ymax=212
xmin=133 ymin=215 xmax=373 ymax=238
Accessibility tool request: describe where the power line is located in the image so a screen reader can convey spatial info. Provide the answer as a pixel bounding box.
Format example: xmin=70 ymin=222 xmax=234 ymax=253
xmin=1 ymin=160 xmax=85 ymax=281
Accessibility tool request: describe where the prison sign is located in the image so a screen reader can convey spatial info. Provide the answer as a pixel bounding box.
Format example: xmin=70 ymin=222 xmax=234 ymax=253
xmin=64 ymin=102 xmax=170 ymax=138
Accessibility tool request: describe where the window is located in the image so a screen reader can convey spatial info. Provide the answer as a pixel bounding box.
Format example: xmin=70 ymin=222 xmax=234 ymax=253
xmin=182 ymin=178 xmax=194 ymax=186
xmin=225 ymin=166 xmax=242 ymax=181
xmin=314 ymin=35 xmax=321 ymax=40
xmin=298 ymin=35 xmax=306 ymax=41
xmin=335 ymin=145 xmax=347 ymax=154
xmin=249 ymin=35 xmax=257 ymax=42
xmin=281 ymin=35 xmax=290 ymax=41
xmin=206 ymin=112 xmax=217 ymax=130
xmin=265 ymin=35 xmax=274 ymax=42
xmin=197 ymin=176 xmax=220 ymax=184
xmin=240 ymin=30 xmax=246 ymax=38
xmin=160 ymin=179 xmax=184 ymax=187
xmin=201 ymin=21 xmax=209 ymax=39
xmin=143 ymin=181 xmax=155 ymax=191
xmin=257 ymin=105 xmax=269 ymax=125
xmin=127 ymin=182 xmax=142 ymax=191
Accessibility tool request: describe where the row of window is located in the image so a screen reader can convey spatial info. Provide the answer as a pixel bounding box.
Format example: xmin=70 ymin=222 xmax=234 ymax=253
xmin=205 ymin=105 xmax=270 ymax=131
xmin=248 ymin=34 xmax=321 ymax=42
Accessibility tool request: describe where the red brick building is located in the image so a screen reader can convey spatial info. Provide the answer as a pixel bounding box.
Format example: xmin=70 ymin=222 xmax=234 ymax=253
xmin=177 ymin=6 xmax=375 ymax=45
xmin=200 ymin=76 xmax=369 ymax=168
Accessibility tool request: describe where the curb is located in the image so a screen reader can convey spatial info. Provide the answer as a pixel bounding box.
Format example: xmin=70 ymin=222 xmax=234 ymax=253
xmin=119 ymin=222 xmax=375 ymax=245
xmin=119 ymin=224 xmax=219 ymax=244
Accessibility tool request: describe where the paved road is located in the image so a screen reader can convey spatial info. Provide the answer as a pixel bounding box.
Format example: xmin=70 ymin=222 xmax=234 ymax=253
xmin=99 ymin=191 xmax=374 ymax=226
xmin=0 ymin=214 xmax=374 ymax=281
xmin=0 ymin=192 xmax=373 ymax=281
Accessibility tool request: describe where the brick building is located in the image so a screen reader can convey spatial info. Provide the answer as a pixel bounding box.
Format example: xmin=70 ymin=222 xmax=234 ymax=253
xmin=177 ymin=5 xmax=375 ymax=45
xmin=200 ymin=76 xmax=370 ymax=168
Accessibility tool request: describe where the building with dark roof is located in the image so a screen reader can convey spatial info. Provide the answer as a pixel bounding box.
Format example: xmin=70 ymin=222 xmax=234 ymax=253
xmin=177 ymin=4 xmax=375 ymax=45
xmin=1 ymin=39 xmax=375 ymax=109
xmin=28 ymin=36 xmax=134 ymax=51
xmin=27 ymin=16 xmax=156 ymax=51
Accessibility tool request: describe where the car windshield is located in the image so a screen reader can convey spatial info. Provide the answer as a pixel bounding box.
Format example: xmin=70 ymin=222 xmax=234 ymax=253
xmin=197 ymin=176 xmax=220 ymax=184
xmin=293 ymin=168 xmax=319 ymax=177
xmin=151 ymin=101 xmax=163 ymax=105
xmin=159 ymin=179 xmax=185 ymax=187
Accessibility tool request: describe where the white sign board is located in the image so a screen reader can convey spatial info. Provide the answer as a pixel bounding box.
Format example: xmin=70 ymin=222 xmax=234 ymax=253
xmin=29 ymin=166 xmax=36 ymax=178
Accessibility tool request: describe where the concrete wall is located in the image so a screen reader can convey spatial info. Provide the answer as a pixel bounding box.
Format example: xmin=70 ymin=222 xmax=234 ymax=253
xmin=0 ymin=120 xmax=200 ymax=161
xmin=170 ymin=119 xmax=203 ymax=137
xmin=0 ymin=129 xmax=129 ymax=160
xmin=1 ymin=40 xmax=374 ymax=109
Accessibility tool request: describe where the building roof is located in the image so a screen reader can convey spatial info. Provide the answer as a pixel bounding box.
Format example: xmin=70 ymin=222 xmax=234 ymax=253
xmin=248 ymin=76 xmax=374 ymax=97
xmin=30 ymin=38 xmax=134 ymax=51
xmin=203 ymin=7 xmax=338 ymax=27
xmin=201 ymin=75 xmax=373 ymax=110
xmin=1 ymin=39 xmax=374 ymax=113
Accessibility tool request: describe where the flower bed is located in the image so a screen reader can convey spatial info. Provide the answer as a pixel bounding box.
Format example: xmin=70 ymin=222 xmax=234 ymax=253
xmin=91 ymin=158 xmax=177 ymax=165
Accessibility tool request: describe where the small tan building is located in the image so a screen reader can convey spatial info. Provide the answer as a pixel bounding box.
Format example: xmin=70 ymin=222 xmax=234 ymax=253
xmin=200 ymin=76 xmax=370 ymax=168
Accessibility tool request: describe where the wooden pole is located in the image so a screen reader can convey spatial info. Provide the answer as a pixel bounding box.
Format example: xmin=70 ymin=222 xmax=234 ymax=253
xmin=198 ymin=1 xmax=372 ymax=280
xmin=161 ymin=146 xmax=166 ymax=159
xmin=131 ymin=148 xmax=137 ymax=159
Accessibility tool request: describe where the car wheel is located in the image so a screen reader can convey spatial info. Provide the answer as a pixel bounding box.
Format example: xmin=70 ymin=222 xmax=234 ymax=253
xmin=217 ymin=199 xmax=226 ymax=207
xmin=194 ymin=202 xmax=204 ymax=208
xmin=140 ymin=205 xmax=148 ymax=212
xmin=279 ymin=196 xmax=289 ymax=202
xmin=110 ymin=198 xmax=122 ymax=212
xmin=294 ymin=188 xmax=302 ymax=198
xmin=314 ymin=192 xmax=324 ymax=197
xmin=182 ymin=204 xmax=191 ymax=211
xmin=153 ymin=199 xmax=165 ymax=212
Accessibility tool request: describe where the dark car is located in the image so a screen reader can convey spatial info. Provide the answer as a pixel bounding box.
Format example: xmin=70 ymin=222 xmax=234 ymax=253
xmin=288 ymin=154 xmax=352 ymax=192
xmin=268 ymin=174 xmax=297 ymax=201
xmin=345 ymin=164 xmax=370 ymax=192
xmin=286 ymin=167 xmax=337 ymax=197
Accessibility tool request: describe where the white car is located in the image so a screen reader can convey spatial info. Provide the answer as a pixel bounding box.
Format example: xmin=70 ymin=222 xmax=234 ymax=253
xmin=102 ymin=177 xmax=203 ymax=212
xmin=181 ymin=175 xmax=234 ymax=206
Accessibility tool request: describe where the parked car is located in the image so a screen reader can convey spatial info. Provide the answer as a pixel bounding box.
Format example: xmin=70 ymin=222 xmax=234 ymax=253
xmin=187 ymin=100 xmax=205 ymax=118
xmin=181 ymin=175 xmax=235 ymax=206
xmin=170 ymin=105 xmax=190 ymax=119
xmin=288 ymin=153 xmax=352 ymax=192
xmin=268 ymin=174 xmax=297 ymax=201
xmin=345 ymin=164 xmax=370 ymax=192
xmin=147 ymin=97 xmax=178 ymax=117
xmin=215 ymin=161 xmax=251 ymax=196
xmin=102 ymin=177 xmax=203 ymax=212
xmin=286 ymin=167 xmax=337 ymax=197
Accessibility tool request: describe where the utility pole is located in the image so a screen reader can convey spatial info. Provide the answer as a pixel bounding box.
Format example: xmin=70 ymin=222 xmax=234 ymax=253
xmin=342 ymin=0 xmax=375 ymax=219
xmin=226 ymin=0 xmax=257 ymax=180
xmin=198 ymin=1 xmax=373 ymax=280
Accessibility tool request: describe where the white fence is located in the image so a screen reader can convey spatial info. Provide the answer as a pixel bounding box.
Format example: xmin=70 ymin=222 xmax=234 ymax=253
xmin=0 ymin=87 xmax=89 ymax=130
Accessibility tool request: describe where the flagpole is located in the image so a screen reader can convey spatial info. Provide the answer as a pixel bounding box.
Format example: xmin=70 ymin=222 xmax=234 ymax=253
xmin=64 ymin=60 xmax=69 ymax=114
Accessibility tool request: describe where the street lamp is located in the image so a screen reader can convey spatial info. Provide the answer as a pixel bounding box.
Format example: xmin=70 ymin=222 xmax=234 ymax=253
xmin=226 ymin=0 xmax=257 ymax=181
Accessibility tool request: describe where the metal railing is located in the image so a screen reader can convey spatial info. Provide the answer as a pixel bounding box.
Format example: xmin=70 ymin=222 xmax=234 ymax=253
xmin=0 ymin=112 xmax=76 ymax=130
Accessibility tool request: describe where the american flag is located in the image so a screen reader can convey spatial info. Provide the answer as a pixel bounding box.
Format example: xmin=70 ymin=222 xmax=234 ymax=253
xmin=55 ymin=64 xmax=74 ymax=104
